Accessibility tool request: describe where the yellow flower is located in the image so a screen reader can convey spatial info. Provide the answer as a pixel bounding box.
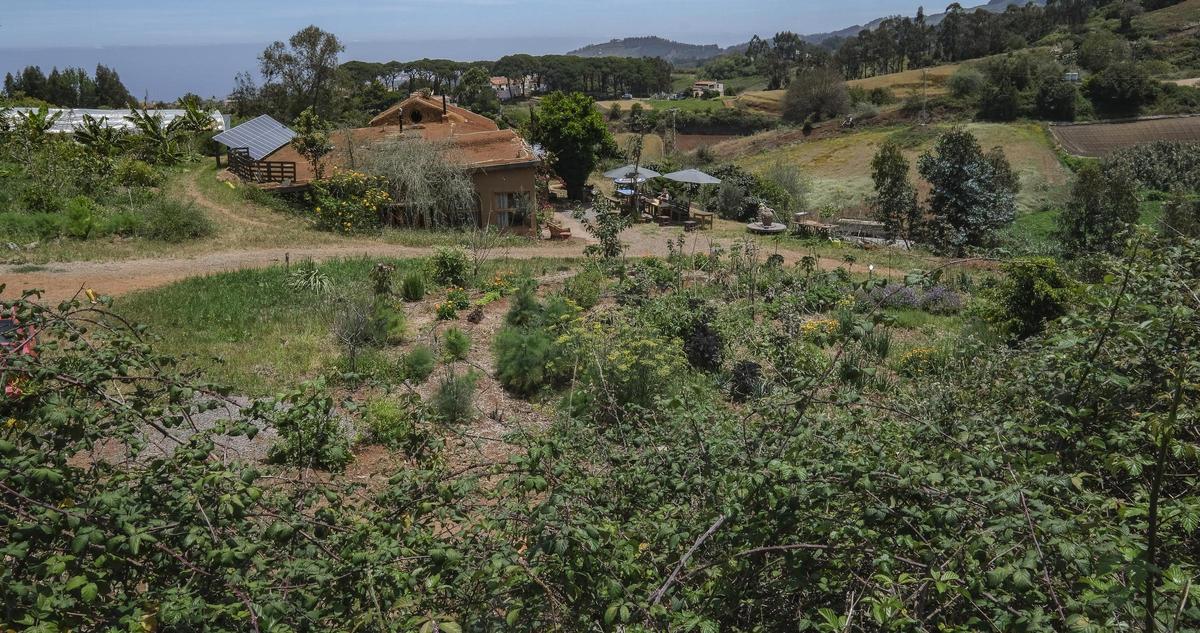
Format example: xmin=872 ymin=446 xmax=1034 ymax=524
xmin=4 ymin=417 xmax=19 ymax=429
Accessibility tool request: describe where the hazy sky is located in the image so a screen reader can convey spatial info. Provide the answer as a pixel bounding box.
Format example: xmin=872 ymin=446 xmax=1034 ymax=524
xmin=2 ymin=0 xmax=933 ymax=49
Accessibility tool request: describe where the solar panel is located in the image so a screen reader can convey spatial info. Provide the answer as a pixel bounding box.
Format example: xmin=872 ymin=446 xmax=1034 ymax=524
xmin=212 ymin=114 xmax=296 ymax=161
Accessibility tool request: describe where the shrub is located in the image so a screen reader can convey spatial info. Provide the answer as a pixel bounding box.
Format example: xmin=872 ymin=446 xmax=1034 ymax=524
xmin=782 ymin=66 xmax=848 ymax=124
xmin=362 ymin=394 xmax=425 ymax=451
xmin=63 ymin=196 xmax=97 ymax=239
xmin=895 ymin=346 xmax=942 ymax=377
xmin=861 ymin=327 xmax=891 ymax=360
xmin=730 ymin=360 xmax=764 ymax=402
xmin=332 ymin=297 xmax=384 ymax=372
xmin=443 ymin=327 xmax=471 ymax=361
xmin=431 ymin=371 xmax=478 ymax=424
xmin=494 ymin=326 xmax=553 ymax=396
xmin=683 ymin=319 xmax=722 ymax=371
xmin=139 ymin=197 xmax=215 ymax=243
xmin=100 ymin=211 xmax=144 ymax=237
xmin=947 ymin=67 xmax=986 ymax=99
xmin=979 ymin=257 xmax=1075 ymax=341
xmin=563 ymin=268 xmax=606 ymax=310
xmin=401 ymin=272 xmax=427 ymax=301
xmin=919 ymin=286 xmax=964 ymax=314
xmin=446 ymin=286 xmax=470 ymax=310
xmin=434 ymin=301 xmax=458 ymax=320
xmin=260 ymin=381 xmax=350 ymax=472
xmin=309 ymin=170 xmax=391 ymax=234
xmin=430 ymin=247 xmax=470 ymax=286
xmin=373 ymin=301 xmax=407 ymax=344
xmin=505 ymin=281 xmax=543 ymax=327
xmin=114 ymin=158 xmax=163 ymax=187
xmin=401 ymin=345 xmax=436 ymax=383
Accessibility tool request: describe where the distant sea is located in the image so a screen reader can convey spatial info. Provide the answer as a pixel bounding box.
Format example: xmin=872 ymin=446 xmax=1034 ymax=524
xmin=0 ymin=37 xmax=593 ymax=103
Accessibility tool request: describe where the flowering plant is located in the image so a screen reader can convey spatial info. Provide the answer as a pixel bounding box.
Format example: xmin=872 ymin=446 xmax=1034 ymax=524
xmin=309 ymin=169 xmax=391 ymax=234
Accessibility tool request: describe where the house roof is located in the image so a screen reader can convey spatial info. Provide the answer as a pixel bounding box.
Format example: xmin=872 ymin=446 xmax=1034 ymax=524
xmin=213 ymin=114 xmax=296 ymax=161
xmin=367 ymin=93 xmax=497 ymax=134
xmin=362 ymin=94 xmax=537 ymax=171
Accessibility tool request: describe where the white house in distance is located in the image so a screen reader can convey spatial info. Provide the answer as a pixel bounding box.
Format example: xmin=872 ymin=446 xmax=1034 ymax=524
xmin=691 ymin=80 xmax=725 ymax=98
xmin=489 ymin=76 xmax=544 ymax=101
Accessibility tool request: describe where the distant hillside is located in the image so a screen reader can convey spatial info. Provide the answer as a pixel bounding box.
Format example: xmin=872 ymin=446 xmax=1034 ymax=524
xmin=801 ymin=0 xmax=1049 ymax=45
xmin=567 ymin=37 xmax=725 ymax=64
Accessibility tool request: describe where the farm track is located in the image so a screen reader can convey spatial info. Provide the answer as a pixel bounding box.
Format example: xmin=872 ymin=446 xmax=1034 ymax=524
xmin=1 ymin=180 xmax=891 ymax=301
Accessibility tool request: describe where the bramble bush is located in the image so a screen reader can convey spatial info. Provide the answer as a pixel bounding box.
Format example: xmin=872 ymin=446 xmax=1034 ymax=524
xmin=2 ymin=234 xmax=1197 ymax=632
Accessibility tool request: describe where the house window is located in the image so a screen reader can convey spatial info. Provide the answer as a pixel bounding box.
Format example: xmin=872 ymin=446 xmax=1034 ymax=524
xmin=493 ymin=192 xmax=528 ymax=228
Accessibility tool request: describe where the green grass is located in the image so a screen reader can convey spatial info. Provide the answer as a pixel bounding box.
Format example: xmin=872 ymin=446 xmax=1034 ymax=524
xmin=1011 ymin=208 xmax=1059 ymax=246
xmin=117 ymin=256 xmax=580 ymax=395
xmin=646 ymin=99 xmax=727 ymax=112
xmin=886 ymin=308 xmax=964 ymax=333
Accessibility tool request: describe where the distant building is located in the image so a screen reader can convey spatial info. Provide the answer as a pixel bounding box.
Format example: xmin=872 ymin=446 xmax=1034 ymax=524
xmin=1064 ymin=71 xmax=1081 ymax=83
xmin=691 ymin=80 xmax=724 ymax=98
xmin=489 ymin=75 xmax=544 ymax=101
xmin=213 ymin=94 xmax=539 ymax=233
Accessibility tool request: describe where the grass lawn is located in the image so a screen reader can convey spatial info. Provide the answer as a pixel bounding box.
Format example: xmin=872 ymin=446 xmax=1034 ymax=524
xmin=116 ymin=256 xmax=579 ymax=395
xmin=730 ymin=121 xmax=1071 ymax=215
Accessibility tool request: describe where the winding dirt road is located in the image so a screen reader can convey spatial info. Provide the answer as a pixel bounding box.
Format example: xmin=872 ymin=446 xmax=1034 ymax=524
xmin=1 ymin=180 xmax=887 ymax=302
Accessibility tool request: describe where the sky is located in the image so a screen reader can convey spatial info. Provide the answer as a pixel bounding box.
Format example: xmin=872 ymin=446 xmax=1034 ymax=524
xmin=0 ymin=0 xmax=938 ymax=99
xmin=1 ymin=0 xmax=932 ymax=49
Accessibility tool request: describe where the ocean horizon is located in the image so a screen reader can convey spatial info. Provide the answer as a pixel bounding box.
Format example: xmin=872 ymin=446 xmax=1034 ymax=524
xmin=0 ymin=37 xmax=597 ymax=103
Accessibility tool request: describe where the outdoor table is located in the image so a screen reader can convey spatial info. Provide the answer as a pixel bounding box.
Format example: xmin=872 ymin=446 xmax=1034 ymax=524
xmin=691 ymin=210 xmax=715 ymax=230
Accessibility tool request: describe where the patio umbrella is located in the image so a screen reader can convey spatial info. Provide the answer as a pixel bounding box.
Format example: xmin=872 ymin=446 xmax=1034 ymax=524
xmin=613 ymin=176 xmax=647 ymax=186
xmin=662 ymin=169 xmax=722 ymax=219
xmin=603 ymin=165 xmax=662 ymax=180
xmin=662 ymin=168 xmax=721 ymax=185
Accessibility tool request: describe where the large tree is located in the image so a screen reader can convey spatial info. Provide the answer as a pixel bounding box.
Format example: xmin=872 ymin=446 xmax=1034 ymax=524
xmin=1055 ymin=163 xmax=1139 ymax=256
xmin=453 ymin=66 xmax=501 ymax=118
xmin=258 ymin=25 xmax=344 ymax=119
xmin=529 ymin=91 xmax=611 ymax=201
xmin=781 ymin=66 xmax=848 ymax=124
xmin=869 ymin=140 xmax=921 ymax=243
xmin=917 ymin=127 xmax=1018 ymax=252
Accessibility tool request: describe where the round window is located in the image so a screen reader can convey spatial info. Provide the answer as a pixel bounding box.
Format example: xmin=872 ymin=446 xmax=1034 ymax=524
xmin=410 ymin=110 xmax=424 ymax=124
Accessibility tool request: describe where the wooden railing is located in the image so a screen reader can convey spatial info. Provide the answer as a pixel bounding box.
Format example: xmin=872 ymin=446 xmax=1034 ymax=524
xmin=228 ymin=148 xmax=297 ymax=184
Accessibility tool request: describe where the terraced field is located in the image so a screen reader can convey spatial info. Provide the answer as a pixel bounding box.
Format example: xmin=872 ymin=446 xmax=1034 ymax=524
xmin=1050 ymin=115 xmax=1200 ymax=157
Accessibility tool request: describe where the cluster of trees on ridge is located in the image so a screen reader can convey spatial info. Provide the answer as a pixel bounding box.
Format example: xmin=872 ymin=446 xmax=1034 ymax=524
xmin=2 ymin=64 xmax=134 ymax=109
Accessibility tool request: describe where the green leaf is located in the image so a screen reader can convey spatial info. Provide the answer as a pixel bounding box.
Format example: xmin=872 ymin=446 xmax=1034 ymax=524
xmin=80 ymin=582 xmax=99 ymax=603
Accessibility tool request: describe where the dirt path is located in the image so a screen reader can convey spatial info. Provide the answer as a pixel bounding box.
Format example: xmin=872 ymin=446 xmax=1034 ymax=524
xmin=181 ymin=177 xmax=277 ymax=230
xmin=2 ymin=181 xmax=901 ymax=302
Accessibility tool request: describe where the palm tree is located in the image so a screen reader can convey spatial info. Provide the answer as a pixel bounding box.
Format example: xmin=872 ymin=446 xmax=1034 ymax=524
xmin=73 ymin=114 xmax=128 ymax=157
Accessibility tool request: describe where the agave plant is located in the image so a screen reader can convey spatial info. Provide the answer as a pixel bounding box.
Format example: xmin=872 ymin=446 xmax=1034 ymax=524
xmin=125 ymin=108 xmax=185 ymax=165
xmin=73 ymin=114 xmax=129 ymax=157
